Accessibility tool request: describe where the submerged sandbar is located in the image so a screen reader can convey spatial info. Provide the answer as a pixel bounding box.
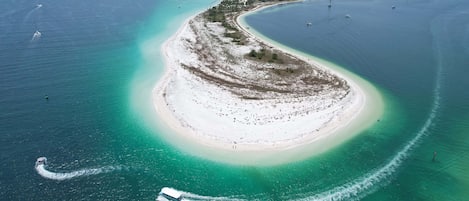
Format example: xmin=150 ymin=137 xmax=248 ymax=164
xmin=152 ymin=0 xmax=383 ymax=165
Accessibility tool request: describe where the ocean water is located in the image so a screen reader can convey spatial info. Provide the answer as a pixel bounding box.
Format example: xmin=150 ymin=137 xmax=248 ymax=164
xmin=1 ymin=0 xmax=468 ymax=200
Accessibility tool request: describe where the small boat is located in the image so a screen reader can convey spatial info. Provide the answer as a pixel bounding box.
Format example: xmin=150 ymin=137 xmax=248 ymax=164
xmin=345 ymin=14 xmax=351 ymax=19
xmin=32 ymin=30 xmax=42 ymax=41
xmin=36 ymin=157 xmax=47 ymax=167
xmin=306 ymin=22 xmax=312 ymax=26
xmin=159 ymin=187 xmax=183 ymax=201
xmin=392 ymin=5 xmax=396 ymax=9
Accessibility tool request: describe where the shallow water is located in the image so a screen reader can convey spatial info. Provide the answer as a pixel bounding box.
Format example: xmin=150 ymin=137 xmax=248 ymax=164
xmin=1 ymin=0 xmax=468 ymax=200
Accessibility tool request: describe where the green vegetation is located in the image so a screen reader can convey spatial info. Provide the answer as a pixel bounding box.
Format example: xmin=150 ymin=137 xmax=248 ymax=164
xmin=203 ymin=0 xmax=289 ymax=45
xmin=204 ymin=0 xmax=288 ymax=21
xmin=247 ymin=48 xmax=284 ymax=63
xmin=249 ymin=50 xmax=257 ymax=57
xmin=204 ymin=0 xmax=247 ymax=23
xmin=204 ymin=0 xmax=247 ymax=44
xmin=272 ymin=53 xmax=278 ymax=60
xmin=273 ymin=67 xmax=296 ymax=76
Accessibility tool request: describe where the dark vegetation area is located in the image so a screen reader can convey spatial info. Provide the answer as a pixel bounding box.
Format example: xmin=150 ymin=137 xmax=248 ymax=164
xmin=248 ymin=48 xmax=284 ymax=64
xmin=203 ymin=0 xmax=290 ymax=45
xmin=186 ymin=0 xmax=348 ymax=99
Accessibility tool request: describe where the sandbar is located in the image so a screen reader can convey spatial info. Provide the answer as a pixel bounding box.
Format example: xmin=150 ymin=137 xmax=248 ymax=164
xmin=152 ymin=0 xmax=384 ymax=165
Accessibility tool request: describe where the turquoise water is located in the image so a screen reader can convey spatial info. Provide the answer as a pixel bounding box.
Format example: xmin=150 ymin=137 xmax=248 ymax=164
xmin=1 ymin=0 xmax=468 ymax=200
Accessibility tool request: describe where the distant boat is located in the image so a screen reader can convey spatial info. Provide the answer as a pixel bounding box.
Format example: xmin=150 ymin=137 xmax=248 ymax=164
xmin=306 ymin=22 xmax=312 ymax=26
xmin=36 ymin=4 xmax=43 ymax=8
xmin=392 ymin=5 xmax=396 ymax=9
xmin=328 ymin=0 xmax=332 ymax=8
xmin=345 ymin=14 xmax=351 ymax=19
xmin=35 ymin=157 xmax=47 ymax=167
xmin=31 ymin=30 xmax=42 ymax=41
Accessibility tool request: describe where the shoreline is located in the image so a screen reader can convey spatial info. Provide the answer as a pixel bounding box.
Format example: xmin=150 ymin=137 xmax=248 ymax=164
xmin=152 ymin=1 xmax=384 ymax=165
xmin=235 ymin=1 xmax=384 ymax=149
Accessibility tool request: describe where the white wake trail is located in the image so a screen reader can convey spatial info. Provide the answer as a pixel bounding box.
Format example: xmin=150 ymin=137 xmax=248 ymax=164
xmin=35 ymin=157 xmax=123 ymax=181
xmin=23 ymin=4 xmax=42 ymax=24
xmin=302 ymin=94 xmax=440 ymax=201
xmin=293 ymin=11 xmax=449 ymax=201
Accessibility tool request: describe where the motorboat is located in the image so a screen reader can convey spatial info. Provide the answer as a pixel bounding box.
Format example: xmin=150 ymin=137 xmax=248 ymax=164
xmin=36 ymin=157 xmax=47 ymax=167
xmin=159 ymin=187 xmax=182 ymax=201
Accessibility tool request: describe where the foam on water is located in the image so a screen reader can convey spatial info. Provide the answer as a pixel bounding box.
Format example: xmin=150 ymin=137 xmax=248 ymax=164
xmin=35 ymin=157 xmax=123 ymax=181
xmin=23 ymin=3 xmax=42 ymax=24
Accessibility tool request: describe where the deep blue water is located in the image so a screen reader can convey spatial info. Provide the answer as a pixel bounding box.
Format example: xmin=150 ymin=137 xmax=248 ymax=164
xmin=1 ymin=0 xmax=161 ymax=199
xmin=1 ymin=0 xmax=468 ymax=200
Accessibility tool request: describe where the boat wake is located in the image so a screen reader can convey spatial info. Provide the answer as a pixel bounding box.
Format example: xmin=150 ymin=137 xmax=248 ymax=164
xmin=291 ymin=10 xmax=456 ymax=201
xmin=299 ymin=88 xmax=440 ymax=200
xmin=34 ymin=157 xmax=124 ymax=181
xmin=23 ymin=3 xmax=42 ymax=24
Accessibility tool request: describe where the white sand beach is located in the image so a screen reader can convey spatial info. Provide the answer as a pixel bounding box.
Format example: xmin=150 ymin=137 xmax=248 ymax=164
xmin=152 ymin=1 xmax=384 ymax=165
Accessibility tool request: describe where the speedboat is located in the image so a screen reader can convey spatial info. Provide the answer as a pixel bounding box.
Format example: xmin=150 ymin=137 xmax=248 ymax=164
xmin=159 ymin=187 xmax=182 ymax=201
xmin=35 ymin=157 xmax=47 ymax=167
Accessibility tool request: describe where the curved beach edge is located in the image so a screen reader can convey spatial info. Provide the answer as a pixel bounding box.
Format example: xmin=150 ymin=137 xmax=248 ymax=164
xmin=152 ymin=1 xmax=384 ymax=166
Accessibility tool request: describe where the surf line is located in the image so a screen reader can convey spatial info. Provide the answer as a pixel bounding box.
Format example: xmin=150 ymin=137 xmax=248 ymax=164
xmin=35 ymin=157 xmax=124 ymax=181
